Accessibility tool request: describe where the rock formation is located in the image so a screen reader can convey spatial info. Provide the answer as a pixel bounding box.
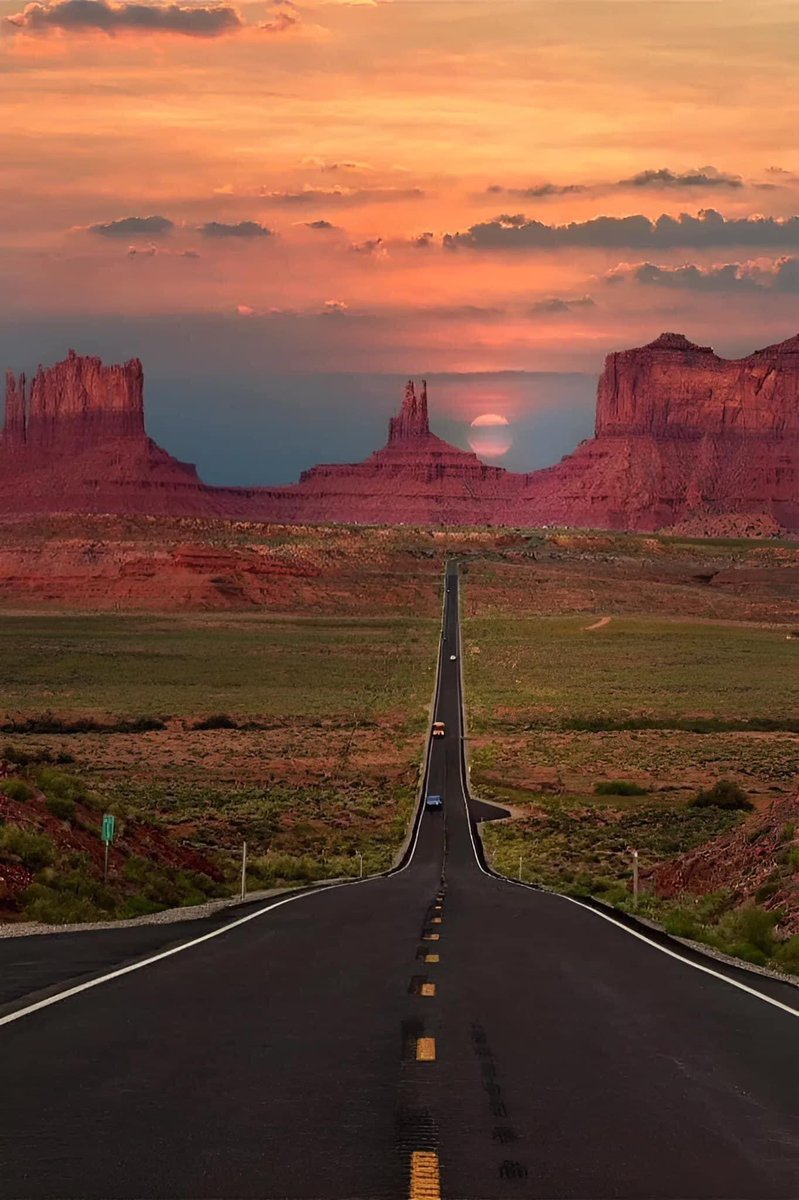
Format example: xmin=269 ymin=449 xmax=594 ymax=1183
xmin=513 ymin=332 xmax=799 ymax=530
xmin=4 ymin=350 xmax=146 ymax=451
xmin=2 ymin=337 xmax=799 ymax=531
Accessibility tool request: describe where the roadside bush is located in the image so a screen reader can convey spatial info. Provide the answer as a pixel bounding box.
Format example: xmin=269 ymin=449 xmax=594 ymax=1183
xmin=689 ymin=779 xmax=753 ymax=811
xmin=1 ymin=778 xmax=34 ymax=803
xmin=716 ymin=904 xmax=777 ymax=964
xmin=34 ymin=767 xmax=97 ymax=810
xmin=594 ymin=780 xmax=648 ymax=797
xmin=193 ymin=713 xmax=239 ymax=731
xmin=774 ymin=936 xmax=799 ymax=975
xmin=22 ymin=871 xmax=117 ymax=923
xmin=45 ymin=794 xmax=76 ymax=822
xmin=0 ymin=825 xmax=55 ymax=870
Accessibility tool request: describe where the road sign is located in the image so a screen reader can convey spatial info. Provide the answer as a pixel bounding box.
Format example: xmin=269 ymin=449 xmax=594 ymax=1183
xmin=101 ymin=814 xmax=116 ymax=844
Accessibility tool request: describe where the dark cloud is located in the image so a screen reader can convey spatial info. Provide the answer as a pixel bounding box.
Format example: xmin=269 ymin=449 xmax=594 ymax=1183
xmin=444 ymin=210 xmax=799 ymax=252
xmin=487 ymin=168 xmax=748 ymax=201
xmin=530 ymin=295 xmax=595 ymax=314
xmin=6 ymin=0 xmax=242 ymax=36
xmin=89 ymin=215 xmax=174 ymax=238
xmin=350 ymin=237 xmax=384 ymax=255
xmin=199 ymin=220 xmax=273 ymax=238
xmin=304 ymin=219 xmax=338 ymax=230
xmin=607 ymin=257 xmax=799 ymax=293
xmin=260 ymin=187 xmax=425 ymax=206
xmin=620 ymin=168 xmax=743 ymax=190
xmin=488 ymin=182 xmax=588 ymax=198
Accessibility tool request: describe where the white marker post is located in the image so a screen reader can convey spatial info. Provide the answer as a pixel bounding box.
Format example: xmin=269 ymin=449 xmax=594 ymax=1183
xmin=632 ymin=849 xmax=639 ymax=903
xmin=240 ymin=840 xmax=247 ymax=901
xmin=518 ymin=854 xmax=523 ymax=882
xmin=356 ymin=850 xmax=364 ymax=879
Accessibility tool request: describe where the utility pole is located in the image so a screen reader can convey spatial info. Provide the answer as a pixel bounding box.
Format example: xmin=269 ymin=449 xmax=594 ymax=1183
xmin=632 ymin=848 xmax=639 ymax=903
xmin=240 ymin=840 xmax=248 ymax=901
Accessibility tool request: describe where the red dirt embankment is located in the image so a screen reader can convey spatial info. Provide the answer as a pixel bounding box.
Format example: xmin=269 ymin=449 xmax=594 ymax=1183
xmin=653 ymin=793 xmax=799 ymax=935
xmin=0 ymin=760 xmax=224 ymax=920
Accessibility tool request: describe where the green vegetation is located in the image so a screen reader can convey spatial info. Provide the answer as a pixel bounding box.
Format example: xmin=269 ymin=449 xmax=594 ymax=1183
xmin=481 ymin=794 xmax=739 ymax=896
xmin=465 ymin=615 xmax=799 ymax=730
xmin=689 ymin=779 xmax=753 ymax=811
xmin=466 ymin=605 xmax=799 ymax=974
xmin=1 ymin=777 xmax=34 ymax=802
xmin=0 ymin=825 xmax=55 ymax=870
xmin=0 ymin=613 xmax=436 ymax=722
xmin=595 ymin=780 xmax=648 ymax=796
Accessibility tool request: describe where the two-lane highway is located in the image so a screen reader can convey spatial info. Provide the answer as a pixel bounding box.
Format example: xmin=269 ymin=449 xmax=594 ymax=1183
xmin=1 ymin=564 xmax=798 ymax=1198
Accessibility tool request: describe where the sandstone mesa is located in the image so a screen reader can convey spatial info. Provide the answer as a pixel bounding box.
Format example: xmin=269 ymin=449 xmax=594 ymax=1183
xmin=3 ymin=335 xmax=799 ymax=531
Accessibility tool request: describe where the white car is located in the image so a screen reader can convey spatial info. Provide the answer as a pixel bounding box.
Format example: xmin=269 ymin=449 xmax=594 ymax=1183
xmin=449 ymin=654 xmax=457 ymax=661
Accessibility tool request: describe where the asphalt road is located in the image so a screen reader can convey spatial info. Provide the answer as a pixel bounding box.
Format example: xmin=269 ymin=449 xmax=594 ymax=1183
xmin=1 ymin=565 xmax=798 ymax=1199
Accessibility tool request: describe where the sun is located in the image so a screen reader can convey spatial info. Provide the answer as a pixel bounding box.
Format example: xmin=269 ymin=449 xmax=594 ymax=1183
xmin=468 ymin=413 xmax=513 ymax=458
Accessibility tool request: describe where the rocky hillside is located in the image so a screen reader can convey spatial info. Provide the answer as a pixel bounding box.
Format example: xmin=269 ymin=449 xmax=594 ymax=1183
xmin=0 ymin=749 xmax=227 ymax=923
xmin=654 ymin=792 xmax=799 ymax=936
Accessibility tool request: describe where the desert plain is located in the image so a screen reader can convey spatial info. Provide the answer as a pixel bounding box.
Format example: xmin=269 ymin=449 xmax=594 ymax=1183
xmin=0 ymin=517 xmax=797 ymax=976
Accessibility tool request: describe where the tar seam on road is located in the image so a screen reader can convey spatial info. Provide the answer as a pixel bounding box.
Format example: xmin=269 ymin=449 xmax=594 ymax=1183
xmin=451 ymin=571 xmax=799 ymax=1021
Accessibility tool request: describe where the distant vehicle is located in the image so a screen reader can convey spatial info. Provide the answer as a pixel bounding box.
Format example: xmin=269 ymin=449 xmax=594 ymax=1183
xmin=432 ymin=721 xmax=446 ymax=738
xmin=425 ymin=794 xmax=443 ymax=811
xmin=450 ymin=654 xmax=457 ymax=661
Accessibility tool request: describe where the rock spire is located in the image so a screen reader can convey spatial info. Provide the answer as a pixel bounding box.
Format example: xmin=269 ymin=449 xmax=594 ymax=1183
xmin=388 ymin=379 xmax=430 ymax=443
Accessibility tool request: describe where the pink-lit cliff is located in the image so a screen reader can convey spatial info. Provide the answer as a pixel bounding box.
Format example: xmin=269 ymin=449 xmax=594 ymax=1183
xmin=2 ymin=336 xmax=799 ymax=531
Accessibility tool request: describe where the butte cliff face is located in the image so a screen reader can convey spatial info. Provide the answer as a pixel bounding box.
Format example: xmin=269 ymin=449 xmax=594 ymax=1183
xmin=514 ymin=332 xmax=799 ymax=531
xmin=4 ymin=350 xmax=146 ymax=452
xmin=0 ymin=350 xmax=221 ymax=516
xmin=3 ymin=337 xmax=799 ymax=530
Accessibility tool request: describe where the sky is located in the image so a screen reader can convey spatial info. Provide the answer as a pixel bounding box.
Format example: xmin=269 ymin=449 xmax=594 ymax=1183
xmin=2 ymin=0 xmax=799 ymax=484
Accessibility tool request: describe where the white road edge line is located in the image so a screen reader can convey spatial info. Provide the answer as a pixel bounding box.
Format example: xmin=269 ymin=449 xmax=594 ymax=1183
xmin=0 ymin=576 xmax=449 ymax=1031
xmin=451 ymin=572 xmax=799 ymax=1021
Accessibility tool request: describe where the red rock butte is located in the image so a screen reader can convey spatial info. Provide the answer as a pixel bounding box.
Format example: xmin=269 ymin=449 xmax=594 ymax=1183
xmin=2 ymin=335 xmax=799 ymax=530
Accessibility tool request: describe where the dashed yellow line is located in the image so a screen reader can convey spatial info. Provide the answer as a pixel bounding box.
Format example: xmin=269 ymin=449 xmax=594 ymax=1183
xmin=424 ymin=953 xmax=439 ymax=963
xmin=410 ymin=1150 xmax=441 ymax=1200
xmin=423 ymin=933 xmax=440 ymax=941
xmin=421 ymin=982 xmax=436 ymax=997
xmin=432 ymin=917 xmax=442 ymax=925
xmin=416 ymin=1036 xmax=436 ymax=1061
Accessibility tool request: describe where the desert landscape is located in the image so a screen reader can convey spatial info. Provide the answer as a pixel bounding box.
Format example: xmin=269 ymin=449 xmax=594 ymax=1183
xmin=4 ymin=332 xmax=799 ymax=531
xmin=0 ymin=518 xmax=797 ymax=976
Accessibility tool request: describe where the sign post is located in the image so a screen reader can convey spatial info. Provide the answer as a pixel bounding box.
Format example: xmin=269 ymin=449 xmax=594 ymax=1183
xmin=101 ymin=813 xmax=116 ymax=882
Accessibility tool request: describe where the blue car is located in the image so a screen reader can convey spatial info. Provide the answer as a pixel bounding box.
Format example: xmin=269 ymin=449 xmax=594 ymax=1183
xmin=425 ymin=794 xmax=443 ymax=811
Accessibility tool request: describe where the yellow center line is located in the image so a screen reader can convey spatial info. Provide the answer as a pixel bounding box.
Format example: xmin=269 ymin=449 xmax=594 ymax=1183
xmin=424 ymin=953 xmax=439 ymax=963
xmin=432 ymin=917 xmax=442 ymax=924
xmin=416 ymin=1036 xmax=436 ymax=1061
xmin=423 ymin=933 xmax=440 ymax=941
xmin=410 ymin=1151 xmax=441 ymax=1200
xmin=421 ymin=982 xmax=436 ymax=997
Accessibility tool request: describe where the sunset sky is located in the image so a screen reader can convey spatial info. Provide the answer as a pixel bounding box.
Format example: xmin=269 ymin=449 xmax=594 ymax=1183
xmin=2 ymin=0 xmax=799 ymax=483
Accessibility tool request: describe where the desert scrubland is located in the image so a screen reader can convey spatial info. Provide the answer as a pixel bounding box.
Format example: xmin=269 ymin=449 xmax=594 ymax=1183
xmin=1 ymin=519 xmax=798 ymax=975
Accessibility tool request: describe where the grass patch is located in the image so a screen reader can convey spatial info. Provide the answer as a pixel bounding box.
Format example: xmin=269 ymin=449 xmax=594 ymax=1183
xmin=594 ymin=780 xmax=648 ymax=796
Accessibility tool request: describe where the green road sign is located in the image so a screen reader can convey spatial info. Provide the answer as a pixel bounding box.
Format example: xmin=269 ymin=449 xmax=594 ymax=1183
xmin=101 ymin=813 xmax=116 ymax=843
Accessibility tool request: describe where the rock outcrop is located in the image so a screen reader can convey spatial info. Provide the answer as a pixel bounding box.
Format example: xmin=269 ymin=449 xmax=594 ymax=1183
xmin=511 ymin=332 xmax=799 ymax=531
xmin=4 ymin=350 xmax=146 ymax=451
xmin=2 ymin=337 xmax=799 ymax=530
